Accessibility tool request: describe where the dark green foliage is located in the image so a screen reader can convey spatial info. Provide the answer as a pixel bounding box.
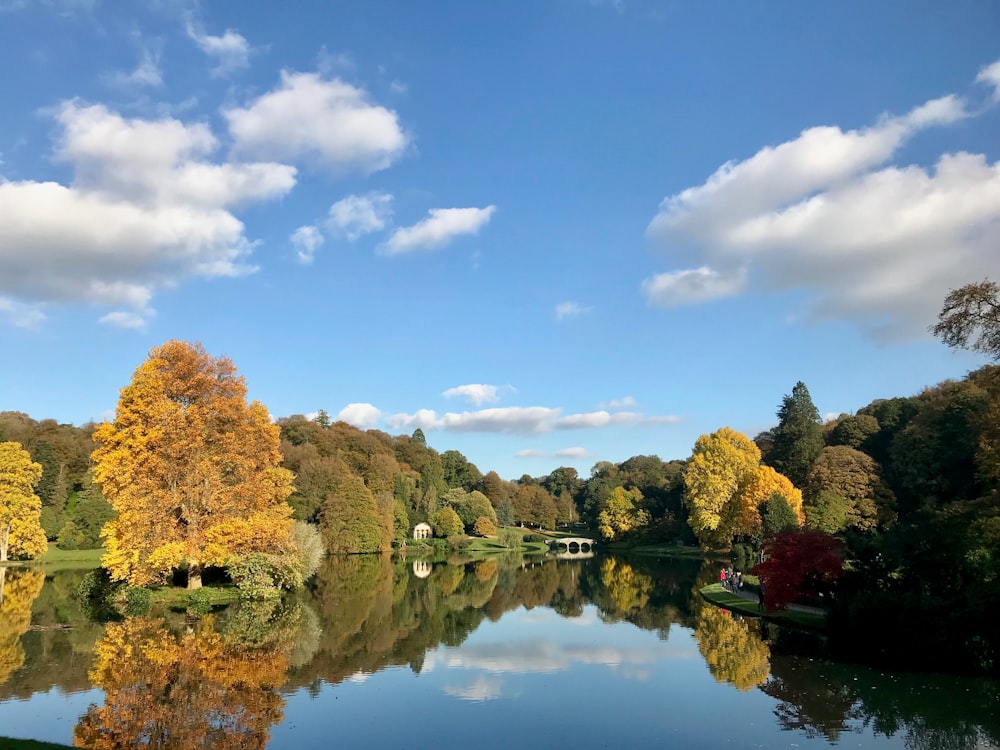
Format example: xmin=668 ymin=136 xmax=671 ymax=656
xmin=411 ymin=428 xmax=427 ymax=447
xmin=441 ymin=449 xmax=482 ymax=491
xmin=804 ymin=490 xmax=851 ymax=535
xmin=69 ymin=483 xmax=115 ymax=548
xmin=78 ymin=568 xmax=123 ymax=622
xmin=318 ymin=462 xmax=392 ymax=554
xmin=39 ymin=506 xmax=67 ymax=540
xmin=496 ymin=499 xmax=515 ymax=527
xmin=56 ymin=521 xmax=85 ymax=550
xmin=770 ymin=381 xmax=824 ymax=487
xmin=762 ymin=492 xmax=799 ymax=534
xmin=827 ymin=414 xmax=880 ymax=451
xmin=731 ymin=543 xmax=752 ymax=572
xmin=187 ymin=587 xmax=213 ymax=616
xmin=123 ymin=586 xmax=151 ymax=616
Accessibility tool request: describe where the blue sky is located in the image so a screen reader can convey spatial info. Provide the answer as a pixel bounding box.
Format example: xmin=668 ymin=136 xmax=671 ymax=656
xmin=1 ymin=0 xmax=998 ymax=480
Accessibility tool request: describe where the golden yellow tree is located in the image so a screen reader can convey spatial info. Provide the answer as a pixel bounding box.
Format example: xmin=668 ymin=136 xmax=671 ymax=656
xmin=92 ymin=341 xmax=294 ymax=588
xmin=0 ymin=441 xmax=47 ymax=562
xmin=0 ymin=568 xmax=45 ymax=684
xmin=683 ymin=427 xmax=762 ymax=548
xmin=74 ymin=616 xmax=288 ymax=750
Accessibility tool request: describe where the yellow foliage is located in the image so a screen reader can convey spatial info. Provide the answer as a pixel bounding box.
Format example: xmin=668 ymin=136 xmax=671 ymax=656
xmin=0 ymin=568 xmax=45 ymax=684
xmin=739 ymin=465 xmax=805 ymax=535
xmin=683 ymin=427 xmax=761 ymax=548
xmin=92 ymin=341 xmax=295 ymax=586
xmin=600 ymin=557 xmax=653 ymax=613
xmin=76 ymin=615 xmax=288 ymax=750
xmin=694 ymin=598 xmax=770 ymax=691
xmin=0 ymin=441 xmax=47 ymax=561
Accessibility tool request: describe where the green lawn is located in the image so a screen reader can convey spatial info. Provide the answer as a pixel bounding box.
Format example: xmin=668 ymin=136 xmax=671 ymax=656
xmin=699 ymin=583 xmax=826 ymax=630
xmin=0 ymin=738 xmax=76 ymax=750
xmin=13 ymin=546 xmax=105 ymax=571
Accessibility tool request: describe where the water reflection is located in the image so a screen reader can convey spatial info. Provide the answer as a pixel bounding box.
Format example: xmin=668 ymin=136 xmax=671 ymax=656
xmin=0 ymin=554 xmax=997 ymax=749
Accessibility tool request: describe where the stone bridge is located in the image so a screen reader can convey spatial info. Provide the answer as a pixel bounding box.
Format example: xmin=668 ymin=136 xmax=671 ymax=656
xmin=549 ymin=537 xmax=597 ymax=559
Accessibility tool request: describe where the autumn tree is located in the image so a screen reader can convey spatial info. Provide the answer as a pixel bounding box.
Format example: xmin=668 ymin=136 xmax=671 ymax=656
xmin=472 ymin=516 xmax=497 ymax=537
xmin=932 ymin=278 xmax=1000 ymax=360
xmin=752 ymin=529 xmax=843 ymax=611
xmin=92 ymin=341 xmax=295 ymax=589
xmin=596 ymin=486 xmax=649 ymax=541
xmin=694 ymin=597 xmax=771 ymax=691
xmin=0 ymin=441 xmax=46 ymax=562
xmin=770 ymin=381 xmax=824 ymax=487
xmin=740 ymin=465 xmax=804 ymax=538
xmin=683 ymin=428 xmax=762 ymax=548
xmin=804 ymin=446 xmax=895 ymax=531
xmin=318 ymin=460 xmax=392 ymax=554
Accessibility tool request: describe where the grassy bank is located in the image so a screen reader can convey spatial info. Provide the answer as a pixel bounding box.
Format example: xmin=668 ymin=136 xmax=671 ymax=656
xmin=699 ymin=582 xmax=826 ymax=630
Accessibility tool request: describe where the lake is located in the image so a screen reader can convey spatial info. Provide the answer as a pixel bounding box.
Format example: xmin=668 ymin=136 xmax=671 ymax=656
xmin=1 ymin=554 xmax=998 ymax=749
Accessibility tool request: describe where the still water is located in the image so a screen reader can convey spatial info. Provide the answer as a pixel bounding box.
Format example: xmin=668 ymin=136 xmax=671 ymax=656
xmin=1 ymin=554 xmax=998 ymax=749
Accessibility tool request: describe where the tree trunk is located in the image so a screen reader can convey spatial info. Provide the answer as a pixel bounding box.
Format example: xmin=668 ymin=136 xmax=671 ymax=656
xmin=187 ymin=561 xmax=202 ymax=590
xmin=0 ymin=565 xmax=7 ymax=605
xmin=0 ymin=524 xmax=9 ymax=563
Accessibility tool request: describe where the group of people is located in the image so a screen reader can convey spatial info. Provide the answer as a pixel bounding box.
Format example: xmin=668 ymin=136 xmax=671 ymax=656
xmin=719 ymin=567 xmax=743 ymax=592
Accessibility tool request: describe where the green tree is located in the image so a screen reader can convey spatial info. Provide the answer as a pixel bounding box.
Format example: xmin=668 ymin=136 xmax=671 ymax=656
xmin=441 ymin=449 xmax=482 ymax=491
xmin=313 ymin=409 xmax=331 ymax=428
xmin=433 ymin=506 xmax=464 ymax=538
xmin=770 ymin=381 xmax=824 ymax=487
xmin=479 ymin=470 xmax=508 ymax=506
xmin=762 ymin=492 xmax=799 ymax=534
xmin=932 ymin=278 xmax=1000 ymax=359
xmin=803 ymin=490 xmax=851 ymax=535
xmin=411 ymin=428 xmax=427 ymax=447
xmin=496 ymin=499 xmax=515 ymax=527
xmin=826 ymin=414 xmax=880 ymax=451
xmin=0 ymin=441 xmax=47 ymax=561
xmin=318 ymin=461 xmax=392 ymax=553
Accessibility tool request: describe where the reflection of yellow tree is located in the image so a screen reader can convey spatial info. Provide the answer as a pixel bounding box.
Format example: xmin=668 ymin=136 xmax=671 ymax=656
xmin=600 ymin=558 xmax=653 ymax=614
xmin=74 ymin=616 xmax=288 ymax=750
xmin=0 ymin=568 xmax=45 ymax=684
xmin=694 ymin=599 xmax=770 ymax=691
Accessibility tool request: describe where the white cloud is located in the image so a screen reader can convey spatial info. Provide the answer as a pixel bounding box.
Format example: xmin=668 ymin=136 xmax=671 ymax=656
xmin=327 ymin=192 xmax=393 ymax=240
xmin=0 ymin=102 xmax=296 ymax=326
xmin=442 ymin=384 xmax=500 ymax=406
xmin=290 ymin=225 xmax=324 ymax=265
xmin=976 ymin=59 xmax=1000 ymax=100
xmin=599 ymin=396 xmax=637 ymax=409
xmin=443 ymin=676 xmax=503 ymax=702
xmin=516 ymin=449 xmax=547 ymax=458
xmin=642 ymin=267 xmax=747 ymax=307
xmin=385 ymin=405 xmax=679 ymax=434
xmin=382 ymin=206 xmax=496 ymax=255
xmin=337 ymin=403 xmax=382 ymax=429
xmin=225 ymin=71 xmax=408 ymax=174
xmin=99 ymin=309 xmax=150 ymax=329
xmin=185 ymin=19 xmax=250 ymax=77
xmin=105 ymin=47 xmax=162 ymax=88
xmin=0 ymin=297 xmax=46 ymax=328
xmin=555 ymin=301 xmax=589 ymax=320
xmin=556 ymin=447 xmax=589 ymax=459
xmin=644 ymin=73 xmax=1000 ymax=340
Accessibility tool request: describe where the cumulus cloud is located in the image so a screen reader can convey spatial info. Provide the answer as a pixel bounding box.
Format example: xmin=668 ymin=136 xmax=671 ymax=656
xmin=327 ymin=192 xmax=393 ymax=240
xmin=337 ymin=402 xmax=382 ymax=429
xmin=643 ymin=68 xmax=1000 ymax=340
xmin=442 ymin=384 xmax=500 ymax=406
xmin=290 ymin=225 xmax=324 ymax=264
xmin=0 ymin=102 xmax=296 ymax=327
xmin=225 ymin=71 xmax=408 ymax=174
xmin=516 ymin=449 xmax=547 ymax=458
xmin=382 ymin=206 xmax=496 ymax=255
xmin=185 ymin=19 xmax=250 ymax=77
xmin=555 ymin=301 xmax=589 ymax=320
xmin=385 ymin=405 xmax=679 ymax=434
xmin=0 ymin=297 xmax=46 ymax=328
xmin=556 ymin=447 xmax=590 ymax=459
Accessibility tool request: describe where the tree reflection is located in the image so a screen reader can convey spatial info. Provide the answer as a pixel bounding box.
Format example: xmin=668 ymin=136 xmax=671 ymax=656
xmin=0 ymin=567 xmax=45 ymax=684
xmin=693 ymin=597 xmax=770 ymax=691
xmin=597 ymin=557 xmax=653 ymax=615
xmin=73 ymin=613 xmax=291 ymax=749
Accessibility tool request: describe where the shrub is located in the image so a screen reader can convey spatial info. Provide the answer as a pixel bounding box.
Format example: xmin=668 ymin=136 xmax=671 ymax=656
xmin=524 ymin=533 xmax=545 ymax=543
xmin=433 ymin=507 xmax=464 ymax=538
xmin=56 ymin=521 xmax=85 ymax=551
xmin=472 ymin=517 xmax=497 ymax=537
xmin=498 ymin=528 xmax=521 ymax=550
xmin=228 ymin=553 xmax=281 ymax=600
xmin=188 ymin=587 xmax=213 ymax=616
xmin=124 ymin=586 xmax=151 ymax=616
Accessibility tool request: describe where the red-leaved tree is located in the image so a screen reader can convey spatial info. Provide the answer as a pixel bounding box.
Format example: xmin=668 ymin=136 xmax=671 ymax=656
xmin=751 ymin=529 xmax=843 ymax=611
